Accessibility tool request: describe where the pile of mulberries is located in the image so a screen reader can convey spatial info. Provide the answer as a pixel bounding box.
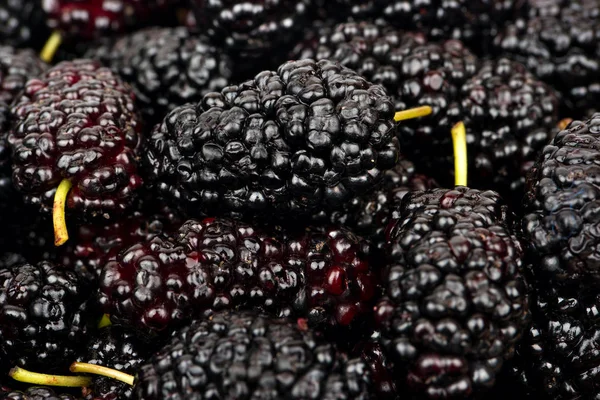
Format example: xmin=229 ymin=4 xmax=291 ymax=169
xmin=2 ymin=3 xmax=600 ymax=400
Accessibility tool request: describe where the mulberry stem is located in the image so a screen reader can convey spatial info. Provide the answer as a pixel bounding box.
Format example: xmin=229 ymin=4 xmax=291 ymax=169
xmin=451 ymin=121 xmax=468 ymax=186
xmin=53 ymin=179 xmax=72 ymax=246
xmin=40 ymin=31 xmax=62 ymax=63
xmin=9 ymin=367 xmax=91 ymax=387
xmin=98 ymin=313 xmax=112 ymax=328
xmin=394 ymin=106 xmax=432 ymax=122
xmin=70 ymin=362 xmax=135 ymax=386
xmin=558 ymin=118 xmax=573 ymax=130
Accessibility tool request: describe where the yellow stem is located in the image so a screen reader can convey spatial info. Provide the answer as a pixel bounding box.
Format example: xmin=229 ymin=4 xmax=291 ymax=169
xmin=40 ymin=31 xmax=62 ymax=63
xmin=9 ymin=367 xmax=91 ymax=387
xmin=53 ymin=179 xmax=72 ymax=246
xmin=451 ymin=121 xmax=468 ymax=187
xmin=394 ymin=106 xmax=433 ymax=122
xmin=558 ymin=118 xmax=573 ymax=131
xmin=98 ymin=314 xmax=112 ymax=328
xmin=70 ymin=362 xmax=135 ymax=386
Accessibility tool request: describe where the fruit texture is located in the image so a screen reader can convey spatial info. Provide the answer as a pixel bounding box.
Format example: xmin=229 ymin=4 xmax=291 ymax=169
xmin=0 ymin=0 xmax=50 ymax=50
xmin=57 ymin=195 xmax=181 ymax=284
xmin=0 ymin=257 xmax=94 ymax=372
xmin=144 ymin=58 xmax=399 ymax=219
xmin=8 ymin=59 xmax=143 ymax=221
xmin=98 ymin=217 xmax=376 ymax=335
xmin=134 ymin=310 xmax=373 ymax=399
xmin=42 ymin=0 xmax=179 ymax=40
xmin=495 ymin=0 xmax=600 ymax=116
xmin=85 ymin=27 xmax=233 ymax=125
xmin=312 ymin=157 xmax=438 ymax=255
xmin=291 ymin=22 xmax=478 ymax=187
xmin=190 ymin=0 xmax=310 ymax=76
xmin=77 ymin=326 xmax=157 ymax=400
xmin=375 ymin=187 xmax=530 ymax=399
xmin=518 ymin=114 xmax=600 ymax=398
xmin=316 ymin=0 xmax=524 ymax=55
xmin=0 ymin=47 xmax=47 ymax=253
xmin=459 ymin=58 xmax=559 ymax=207
xmin=523 ymin=114 xmax=600 ymax=288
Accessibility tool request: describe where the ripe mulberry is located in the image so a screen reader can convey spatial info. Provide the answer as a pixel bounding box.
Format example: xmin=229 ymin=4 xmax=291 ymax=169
xmin=98 ymin=217 xmax=377 ymax=335
xmin=495 ymin=0 xmax=600 ymax=116
xmin=375 ymin=187 xmax=530 ymax=399
xmin=0 ymin=257 xmax=95 ymax=373
xmin=85 ymin=27 xmax=232 ymax=125
xmin=143 ymin=58 xmax=399 ymax=219
xmin=8 ymin=60 xmax=143 ymax=228
xmin=134 ymin=310 xmax=373 ymax=399
xmin=291 ymin=22 xmax=477 ymax=187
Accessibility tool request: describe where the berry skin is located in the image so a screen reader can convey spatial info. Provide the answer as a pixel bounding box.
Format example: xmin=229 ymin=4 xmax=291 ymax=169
xmin=495 ymin=0 xmax=600 ymax=116
xmin=0 ymin=46 xmax=47 ymax=104
xmin=134 ymin=310 xmax=373 ymax=400
xmin=57 ymin=195 xmax=182 ymax=285
xmin=77 ymin=326 xmax=158 ymax=400
xmin=312 ymin=157 xmax=438 ymax=255
xmin=0 ymin=257 xmax=94 ymax=373
xmin=98 ymin=217 xmax=377 ymax=335
xmin=459 ymin=58 xmax=560 ymax=208
xmin=85 ymin=27 xmax=233 ymax=125
xmin=0 ymin=0 xmax=50 ymax=50
xmin=375 ymin=187 xmax=530 ymax=399
xmin=8 ymin=59 xmax=143 ymax=221
xmin=291 ymin=22 xmax=478 ymax=187
xmin=0 ymin=387 xmax=80 ymax=400
xmin=42 ymin=0 xmax=180 ymax=40
xmin=144 ymin=58 xmax=399 ymax=219
xmin=190 ymin=0 xmax=311 ymax=76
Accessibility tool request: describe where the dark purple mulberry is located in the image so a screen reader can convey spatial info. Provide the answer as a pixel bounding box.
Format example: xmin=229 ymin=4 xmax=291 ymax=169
xmin=374 ymin=187 xmax=530 ymax=399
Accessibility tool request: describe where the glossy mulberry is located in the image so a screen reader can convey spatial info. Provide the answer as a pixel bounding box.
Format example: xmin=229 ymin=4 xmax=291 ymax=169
xmin=98 ymin=217 xmax=377 ymax=335
xmin=495 ymin=0 xmax=600 ymax=116
xmin=0 ymin=257 xmax=94 ymax=372
xmin=144 ymin=58 xmax=399 ymax=219
xmin=85 ymin=27 xmax=232 ymax=125
xmin=134 ymin=310 xmax=373 ymax=399
xmin=291 ymin=22 xmax=477 ymax=187
xmin=374 ymin=187 xmax=530 ymax=399
xmin=8 ymin=59 xmax=143 ymax=221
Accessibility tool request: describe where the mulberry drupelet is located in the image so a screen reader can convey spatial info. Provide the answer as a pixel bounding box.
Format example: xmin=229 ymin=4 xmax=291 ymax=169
xmin=144 ymin=59 xmax=400 ymax=219
xmin=8 ymin=59 xmax=144 ymax=246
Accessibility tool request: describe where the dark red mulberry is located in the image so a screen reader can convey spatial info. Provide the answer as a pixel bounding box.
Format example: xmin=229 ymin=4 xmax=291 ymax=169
xmin=8 ymin=59 xmax=144 ymax=244
xmin=98 ymin=217 xmax=377 ymax=336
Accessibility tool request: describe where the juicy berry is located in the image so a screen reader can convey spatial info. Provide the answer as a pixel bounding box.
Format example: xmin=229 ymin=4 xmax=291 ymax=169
xmin=8 ymin=59 xmax=143 ymax=221
xmin=98 ymin=217 xmax=377 ymax=335
xmin=144 ymin=58 xmax=399 ymax=219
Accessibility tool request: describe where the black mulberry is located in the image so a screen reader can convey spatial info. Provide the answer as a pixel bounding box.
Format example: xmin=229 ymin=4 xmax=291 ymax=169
xmin=143 ymin=58 xmax=399 ymax=219
xmin=374 ymin=187 xmax=530 ymax=399
xmin=134 ymin=310 xmax=373 ymax=399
